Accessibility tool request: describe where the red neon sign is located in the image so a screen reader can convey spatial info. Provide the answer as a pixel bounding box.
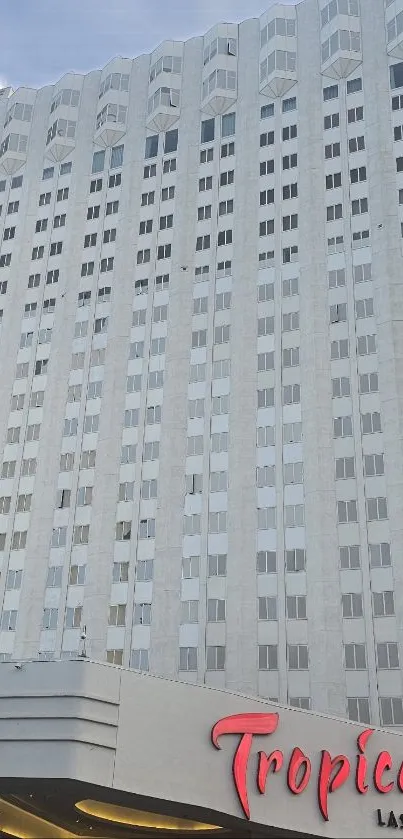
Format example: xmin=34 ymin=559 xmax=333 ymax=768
xmin=212 ymin=713 xmax=403 ymax=822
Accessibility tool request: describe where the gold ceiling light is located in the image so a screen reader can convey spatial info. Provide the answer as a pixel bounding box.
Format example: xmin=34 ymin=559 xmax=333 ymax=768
xmin=75 ymin=800 xmax=223 ymax=832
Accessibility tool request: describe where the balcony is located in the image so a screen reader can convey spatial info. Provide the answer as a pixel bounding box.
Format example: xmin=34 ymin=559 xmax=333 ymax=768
xmin=0 ymin=132 xmax=27 ymax=175
xmin=146 ymin=86 xmax=180 ymax=132
xmin=94 ymin=102 xmax=127 ymax=148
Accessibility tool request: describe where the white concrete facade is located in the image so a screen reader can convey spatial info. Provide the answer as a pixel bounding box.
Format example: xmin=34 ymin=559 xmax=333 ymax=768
xmin=0 ymin=0 xmax=403 ymax=728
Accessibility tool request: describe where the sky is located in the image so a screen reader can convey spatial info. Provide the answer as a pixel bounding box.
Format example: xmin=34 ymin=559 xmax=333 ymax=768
xmin=1 ymin=0 xmax=299 ymax=91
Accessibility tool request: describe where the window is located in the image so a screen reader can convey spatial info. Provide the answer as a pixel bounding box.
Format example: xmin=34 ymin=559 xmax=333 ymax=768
xmin=51 ymin=526 xmax=67 ymax=548
xmin=342 ymin=593 xmax=363 ymax=617
xmin=182 ymin=556 xmax=200 ymax=579
xmin=359 ymin=372 xmax=379 ymax=394
xmin=65 ymin=606 xmax=82 ymax=628
xmin=157 ymin=244 xmax=171 ymax=260
xmin=106 ymin=200 xmax=119 ymax=215
xmin=31 ymin=246 xmax=43 ymax=261
xmin=56 ymin=488 xmax=70 ymax=509
xmin=11 ymin=530 xmax=27 ymax=550
xmin=111 ymin=144 xmax=124 ymax=168
xmin=206 ymin=646 xmax=225 ymax=671
xmin=143 ymin=441 xmax=159 ymax=461
xmin=143 ymin=163 xmax=157 ymax=178
xmin=60 ymin=452 xmax=74 ymax=471
xmin=340 ymin=545 xmax=360 ymax=569
xmin=218 ymin=200 xmax=233 ymax=216
xmin=352 ymin=197 xmax=368 ymax=215
xmin=258 ymin=645 xmax=278 ymax=670
xmin=286 ymin=595 xmax=307 ymax=620
xmin=257 ymin=507 xmax=276 ymax=529
xmin=134 ymin=603 xmax=151 ymax=625
xmin=258 ymin=596 xmax=277 ymax=620
xmin=46 ymin=566 xmax=63 ymax=587
xmin=260 ymin=161 xmax=275 ymax=177
xmin=260 ymin=220 xmax=274 ymax=236
xmin=283 ymin=245 xmax=298 ymax=263
xmin=323 ymin=84 xmax=338 ymax=101
xmin=288 ymin=645 xmax=309 ymax=669
xmin=377 ymin=642 xmax=399 ymax=670
xmin=81 ymin=450 xmax=96 ymax=469
xmin=256 ymin=465 xmax=275 ymax=487
xmin=63 ymin=417 xmax=78 ymax=437
xmin=283 ymin=182 xmax=298 ymax=199
xmin=163 ymin=157 xmax=176 ymax=173
xmin=345 ymin=643 xmax=367 ymax=669
xmin=364 ymin=453 xmax=384 ymax=477
xmin=336 ymin=456 xmax=355 ymax=479
xmin=49 ymin=241 xmax=63 ymax=256
xmin=201 ymin=118 xmax=215 ymax=143
xmin=179 ymin=647 xmax=197 ymax=671
xmin=257 ymin=426 xmax=275 ymax=447
xmin=380 ymin=697 xmax=403 ymax=726
xmin=77 ymin=486 xmax=93 ymax=506
xmin=161 ymin=186 xmax=175 ymax=201
xmin=391 ymin=62 xmax=403 ymax=90
xmin=217 ymin=229 xmax=232 ymax=245
xmin=222 ymin=112 xmax=235 ymax=137
xmin=108 ymin=604 xmax=126 ymax=626
xmin=324 ymin=112 xmax=340 ymax=129
xmin=349 ymin=135 xmax=365 ymax=153
xmin=357 ymin=334 xmax=377 ymax=356
xmin=350 ymin=166 xmax=367 ymax=183
xmin=258 ymin=351 xmax=275 ymax=371
xmin=196 ymin=235 xmax=210 ymax=251
xmin=42 ymin=608 xmax=58 ymax=630
xmin=73 ymin=524 xmax=89 ymax=545
xmin=337 ymin=499 xmax=358 ymax=523
xmin=107 ymin=650 xmax=123 ymax=666
xmin=21 ymin=458 xmax=36 ymax=476
xmin=91 ymin=150 xmax=105 ymax=173
xmin=136 ymin=559 xmax=153 ymax=582
xmin=282 ymin=153 xmax=298 ymax=169
xmin=200 ymin=148 xmax=213 ymax=164
xmin=160 ymin=214 xmax=173 ymax=230
xmin=57 ymin=187 xmax=69 ymax=201
xmin=327 ymin=203 xmax=343 ymax=221
xmin=261 ymin=103 xmax=274 ymax=119
xmin=373 ymin=591 xmax=395 ymax=617
xmin=325 ymin=142 xmax=340 ymax=159
xmin=214 ymin=324 xmax=230 ymax=344
xmin=42 ymin=166 xmax=54 ymax=180
xmin=109 ymin=173 xmax=121 ymax=187
xmin=331 ymin=339 xmax=349 ymax=360
xmin=282 ymin=213 xmax=298 ymax=233
xmin=257 ymin=387 xmax=274 ymax=408
xmin=208 ymin=554 xmax=227 ymax=576
xmin=282 ymin=277 xmax=299 ymax=297
xmin=330 ymin=302 xmax=347 ymax=323
xmin=355 ymin=297 xmax=374 ymax=318
xmin=90 ymin=177 xmax=102 ymax=193
xmin=116 ymin=521 xmax=131 ymax=541
xmin=212 ymin=395 xmax=229 ymax=415
xmin=220 ymin=170 xmax=234 ymax=186
xmin=285 ymin=504 xmax=304 ymax=527
xmin=348 ymin=698 xmax=370 ymax=724
xmin=283 ymin=384 xmax=300 ymax=405
xmin=282 ymin=311 xmax=299 ymax=332
xmin=257 ymin=551 xmax=277 ymax=573
xmin=369 ymin=542 xmax=391 ymax=568
xmin=328 ymin=268 xmax=345 ymax=288
xmin=46 ymin=269 xmax=59 ymax=285
xmin=326 ymin=172 xmax=342 ymax=189
xmin=7 ymin=200 xmax=19 ymax=214
xmin=282 ymin=124 xmax=297 ymax=141
xmin=221 ymin=141 xmax=235 ymax=158
xmin=208 ymin=512 xmax=227 ymax=533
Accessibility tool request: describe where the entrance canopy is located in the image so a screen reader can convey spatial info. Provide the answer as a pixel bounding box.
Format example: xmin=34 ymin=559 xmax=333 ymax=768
xmin=0 ymin=660 xmax=401 ymax=838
